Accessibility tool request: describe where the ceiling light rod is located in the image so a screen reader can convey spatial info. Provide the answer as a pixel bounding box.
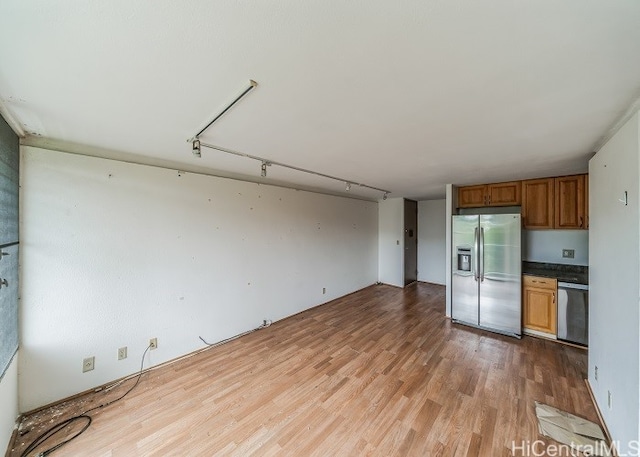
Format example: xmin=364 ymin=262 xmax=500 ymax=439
xmin=199 ymin=141 xmax=391 ymax=195
xmin=190 ymin=80 xmax=258 ymax=141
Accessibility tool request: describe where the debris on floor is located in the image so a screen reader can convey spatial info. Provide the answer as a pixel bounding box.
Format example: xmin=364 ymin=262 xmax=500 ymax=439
xmin=535 ymin=402 xmax=608 ymax=456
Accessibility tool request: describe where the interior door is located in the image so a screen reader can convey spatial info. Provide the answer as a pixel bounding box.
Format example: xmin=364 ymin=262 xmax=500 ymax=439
xmin=404 ymin=199 xmax=418 ymax=286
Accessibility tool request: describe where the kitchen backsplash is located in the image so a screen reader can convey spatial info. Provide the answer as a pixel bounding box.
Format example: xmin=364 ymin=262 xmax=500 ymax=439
xmin=522 ymin=229 xmax=589 ymax=266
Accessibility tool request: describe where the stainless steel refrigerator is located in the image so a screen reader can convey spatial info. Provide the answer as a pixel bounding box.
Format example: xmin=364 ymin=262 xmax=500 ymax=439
xmin=452 ymin=214 xmax=522 ymax=338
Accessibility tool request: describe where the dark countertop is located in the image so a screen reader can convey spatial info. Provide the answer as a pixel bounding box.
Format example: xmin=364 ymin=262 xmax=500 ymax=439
xmin=522 ymin=261 xmax=588 ymax=285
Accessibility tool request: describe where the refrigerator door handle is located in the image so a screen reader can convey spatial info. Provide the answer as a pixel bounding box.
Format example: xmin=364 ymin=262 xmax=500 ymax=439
xmin=473 ymin=227 xmax=479 ymax=281
xmin=479 ymin=227 xmax=485 ymax=282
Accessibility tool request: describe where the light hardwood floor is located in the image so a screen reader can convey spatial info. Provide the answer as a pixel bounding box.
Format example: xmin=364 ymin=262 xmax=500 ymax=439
xmin=9 ymin=283 xmax=597 ymax=456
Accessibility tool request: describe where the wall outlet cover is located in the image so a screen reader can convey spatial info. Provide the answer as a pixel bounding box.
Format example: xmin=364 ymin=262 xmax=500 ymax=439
xmin=83 ymin=356 xmax=95 ymax=373
xmin=562 ymin=249 xmax=575 ymax=259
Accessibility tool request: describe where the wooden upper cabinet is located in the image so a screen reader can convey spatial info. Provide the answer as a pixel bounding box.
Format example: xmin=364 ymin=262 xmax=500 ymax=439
xmin=457 ymin=174 xmax=588 ymax=229
xmin=487 ymin=181 xmax=521 ymax=206
xmin=458 ymin=181 xmax=521 ymax=208
xmin=555 ymin=174 xmax=586 ymax=229
xmin=522 ymin=178 xmax=555 ymax=229
xmin=458 ymin=185 xmax=488 ymax=208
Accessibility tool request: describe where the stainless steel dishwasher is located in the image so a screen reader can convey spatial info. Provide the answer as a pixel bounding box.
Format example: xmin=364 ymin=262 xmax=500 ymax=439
xmin=557 ymin=282 xmax=589 ymax=346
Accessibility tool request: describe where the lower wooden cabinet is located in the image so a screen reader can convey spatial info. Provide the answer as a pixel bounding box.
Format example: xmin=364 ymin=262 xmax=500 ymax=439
xmin=522 ymin=276 xmax=557 ymax=335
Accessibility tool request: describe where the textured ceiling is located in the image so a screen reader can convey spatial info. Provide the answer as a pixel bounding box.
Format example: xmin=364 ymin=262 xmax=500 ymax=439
xmin=1 ymin=1 xmax=639 ymax=200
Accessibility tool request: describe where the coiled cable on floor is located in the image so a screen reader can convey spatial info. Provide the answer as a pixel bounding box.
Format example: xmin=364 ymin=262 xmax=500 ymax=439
xmin=20 ymin=344 xmax=151 ymax=457
xmin=19 ymin=416 xmax=91 ymax=457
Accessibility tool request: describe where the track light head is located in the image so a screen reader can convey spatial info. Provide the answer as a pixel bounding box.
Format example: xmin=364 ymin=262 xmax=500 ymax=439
xmin=346 ymin=182 xmax=351 ymax=191
xmin=192 ymin=139 xmax=201 ymax=158
xmin=383 ymin=192 xmax=389 ymax=200
xmin=261 ymin=161 xmax=268 ymax=177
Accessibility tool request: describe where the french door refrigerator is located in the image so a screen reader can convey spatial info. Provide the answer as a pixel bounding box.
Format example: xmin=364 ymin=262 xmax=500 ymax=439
xmin=452 ymin=214 xmax=522 ymax=338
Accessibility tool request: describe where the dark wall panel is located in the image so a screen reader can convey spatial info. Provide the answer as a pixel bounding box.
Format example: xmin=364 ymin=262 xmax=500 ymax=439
xmin=0 ymin=115 xmax=19 ymax=377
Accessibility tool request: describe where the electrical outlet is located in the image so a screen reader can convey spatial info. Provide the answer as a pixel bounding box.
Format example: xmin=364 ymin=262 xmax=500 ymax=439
xmin=562 ymin=249 xmax=575 ymax=259
xmin=322 ymin=287 xmax=326 ymax=294
xmin=149 ymin=338 xmax=157 ymax=349
xmin=594 ymin=366 xmax=598 ymax=381
xmin=83 ymin=356 xmax=95 ymax=373
xmin=608 ymin=390 xmax=612 ymax=409
xmin=118 ymin=347 xmax=127 ymax=360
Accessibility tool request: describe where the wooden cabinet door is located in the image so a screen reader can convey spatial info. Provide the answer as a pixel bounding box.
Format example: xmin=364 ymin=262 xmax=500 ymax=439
xmin=522 ymin=276 xmax=557 ymax=335
xmin=522 ymin=178 xmax=554 ymax=229
xmin=555 ymin=175 xmax=586 ymax=229
xmin=458 ymin=185 xmax=487 ymax=208
xmin=487 ymin=181 xmax=521 ymax=206
xmin=523 ymin=287 xmax=557 ymax=334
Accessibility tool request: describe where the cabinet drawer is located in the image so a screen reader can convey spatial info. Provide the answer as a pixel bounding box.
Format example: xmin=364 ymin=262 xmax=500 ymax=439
xmin=523 ymin=275 xmax=557 ymax=290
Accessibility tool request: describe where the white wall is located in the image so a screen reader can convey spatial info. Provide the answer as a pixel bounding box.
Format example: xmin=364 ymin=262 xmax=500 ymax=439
xmin=378 ymin=198 xmax=404 ymax=287
xmin=19 ymin=146 xmax=378 ymax=411
xmin=417 ymin=199 xmax=446 ymax=285
xmin=0 ymin=354 xmax=18 ymax=454
xmin=589 ymin=112 xmax=639 ymax=454
xmin=445 ymin=184 xmax=455 ymax=317
xmin=523 ymin=230 xmax=589 ymax=266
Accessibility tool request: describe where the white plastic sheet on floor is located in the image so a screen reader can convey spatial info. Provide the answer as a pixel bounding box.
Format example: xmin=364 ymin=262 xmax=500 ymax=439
xmin=535 ymin=402 xmax=608 ymax=456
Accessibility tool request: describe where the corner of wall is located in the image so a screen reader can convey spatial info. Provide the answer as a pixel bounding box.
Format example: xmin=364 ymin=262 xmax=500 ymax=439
xmin=445 ymin=185 xmax=455 ymax=317
xmin=377 ymin=198 xmax=404 ymax=287
xmin=588 ymin=110 xmax=640 ymax=454
xmin=0 ymin=352 xmax=19 ymax=456
xmin=417 ymin=199 xmax=447 ymax=285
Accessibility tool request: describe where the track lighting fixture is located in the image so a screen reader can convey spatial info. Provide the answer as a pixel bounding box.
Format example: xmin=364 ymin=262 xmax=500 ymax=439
xmin=189 ymin=80 xmax=258 ymax=153
xmin=195 ymin=141 xmax=391 ymax=199
xmin=192 ymin=139 xmax=201 ymax=157
xmin=186 ymin=79 xmax=391 ymax=199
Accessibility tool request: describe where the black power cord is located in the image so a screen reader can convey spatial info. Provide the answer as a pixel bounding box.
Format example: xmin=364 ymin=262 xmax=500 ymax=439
xmin=20 ymin=344 xmax=152 ymax=457
xmin=198 ymin=319 xmax=272 ymax=347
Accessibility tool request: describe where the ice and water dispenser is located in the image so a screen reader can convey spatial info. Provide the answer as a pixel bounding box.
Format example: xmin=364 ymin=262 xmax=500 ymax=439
xmin=456 ymin=247 xmax=472 ymax=272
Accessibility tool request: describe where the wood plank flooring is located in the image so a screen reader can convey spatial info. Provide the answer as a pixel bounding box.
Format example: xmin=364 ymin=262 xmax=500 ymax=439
xmin=9 ymin=283 xmax=598 ymax=456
